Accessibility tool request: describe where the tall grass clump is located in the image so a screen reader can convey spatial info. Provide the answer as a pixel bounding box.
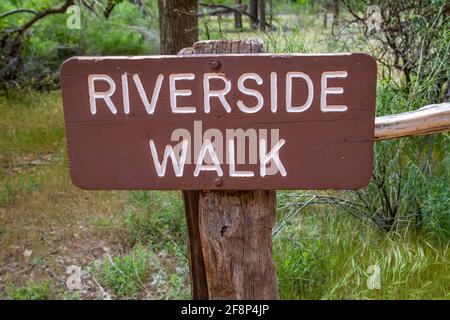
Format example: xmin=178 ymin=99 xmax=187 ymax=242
xmin=274 ymin=200 xmax=450 ymax=299
xmin=100 ymin=245 xmax=150 ymax=299
xmin=99 ymin=244 xmax=190 ymax=299
xmin=122 ymin=191 xmax=187 ymax=251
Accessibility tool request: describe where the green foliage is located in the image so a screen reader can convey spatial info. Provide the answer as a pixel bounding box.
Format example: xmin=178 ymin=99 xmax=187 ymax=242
xmin=0 ymin=90 xmax=64 ymax=207
xmin=0 ymin=1 xmax=159 ymax=90
xmin=274 ymin=203 xmax=450 ymax=299
xmin=122 ymin=191 xmax=186 ymax=250
xmin=340 ymin=0 xmax=449 ymax=86
xmin=273 ymin=0 xmax=320 ymax=15
xmin=101 ymin=245 xmax=150 ymax=298
xmin=354 ymin=71 xmax=450 ymax=238
xmin=99 ymin=244 xmax=190 ymax=299
xmin=422 ymin=156 xmax=450 ymax=242
xmin=82 ymin=2 xmax=157 ymax=56
xmin=0 ymin=174 xmax=38 ymax=207
xmin=274 ymin=214 xmax=326 ymax=299
xmin=0 ymin=90 xmax=64 ymax=157
xmin=10 ymin=281 xmax=50 ymax=300
xmin=0 ymin=0 xmax=448 ymax=300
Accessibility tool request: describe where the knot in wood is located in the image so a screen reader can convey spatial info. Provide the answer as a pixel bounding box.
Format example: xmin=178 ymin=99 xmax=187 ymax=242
xmin=220 ymin=225 xmax=228 ymax=237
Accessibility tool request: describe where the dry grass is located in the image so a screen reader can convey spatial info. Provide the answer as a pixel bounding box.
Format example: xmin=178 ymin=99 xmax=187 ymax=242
xmin=0 ymin=91 xmax=129 ymax=298
xmin=0 ymin=91 xmax=190 ymax=299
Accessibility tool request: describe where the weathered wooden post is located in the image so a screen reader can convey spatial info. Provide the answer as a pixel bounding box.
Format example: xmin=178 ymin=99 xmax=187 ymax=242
xmin=179 ymin=38 xmax=279 ymax=300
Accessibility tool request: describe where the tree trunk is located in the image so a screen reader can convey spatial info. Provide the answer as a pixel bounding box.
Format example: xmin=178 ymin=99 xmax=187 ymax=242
xmin=445 ymin=80 xmax=450 ymax=101
xmin=269 ymin=0 xmax=273 ymax=29
xmin=178 ymin=38 xmax=279 ymax=300
xmin=234 ymin=0 xmax=242 ymax=30
xmin=332 ymin=0 xmax=340 ymax=29
xmin=158 ymin=0 xmax=198 ymax=55
xmin=249 ymin=0 xmax=258 ymax=30
xmin=258 ymin=0 xmax=266 ymax=31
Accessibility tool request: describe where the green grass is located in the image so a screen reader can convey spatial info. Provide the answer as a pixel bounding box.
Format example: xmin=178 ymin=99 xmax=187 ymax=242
xmin=98 ymin=243 xmax=190 ymax=299
xmin=0 ymin=90 xmax=65 ymax=161
xmin=0 ymin=90 xmax=190 ymax=300
xmin=9 ymin=281 xmax=50 ymax=300
xmin=122 ymin=191 xmax=187 ymax=250
xmin=100 ymin=245 xmax=150 ymax=299
xmin=274 ymin=204 xmax=450 ymax=299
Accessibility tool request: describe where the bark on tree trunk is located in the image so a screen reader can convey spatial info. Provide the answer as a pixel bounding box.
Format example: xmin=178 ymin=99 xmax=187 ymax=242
xmin=178 ymin=38 xmax=279 ymax=300
xmin=269 ymin=0 xmax=273 ymax=29
xmin=249 ymin=0 xmax=258 ymax=30
xmin=234 ymin=0 xmax=242 ymax=30
xmin=332 ymin=0 xmax=340 ymax=29
xmin=158 ymin=0 xmax=198 ymax=55
xmin=258 ymin=0 xmax=266 ymax=31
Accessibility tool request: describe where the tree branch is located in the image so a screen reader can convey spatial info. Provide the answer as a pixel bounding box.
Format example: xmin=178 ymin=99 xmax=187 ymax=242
xmin=17 ymin=0 xmax=75 ymax=36
xmin=199 ymin=2 xmax=273 ymax=28
xmin=0 ymin=9 xmax=38 ymax=20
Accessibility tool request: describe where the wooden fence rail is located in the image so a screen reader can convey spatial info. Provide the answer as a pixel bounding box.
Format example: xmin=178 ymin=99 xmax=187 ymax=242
xmin=375 ymin=102 xmax=450 ymax=141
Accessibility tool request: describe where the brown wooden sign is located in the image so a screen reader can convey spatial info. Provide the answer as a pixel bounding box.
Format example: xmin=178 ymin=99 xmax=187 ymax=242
xmin=60 ymin=53 xmax=376 ymax=190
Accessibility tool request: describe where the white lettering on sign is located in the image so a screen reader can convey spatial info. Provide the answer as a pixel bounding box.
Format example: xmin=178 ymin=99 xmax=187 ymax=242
xmin=121 ymin=74 xmax=130 ymax=114
xmin=149 ymin=139 xmax=189 ymax=177
xmin=237 ymin=73 xmax=264 ymax=113
xmin=86 ymin=70 xmax=350 ymax=179
xmin=203 ymin=73 xmax=232 ymax=113
xmin=270 ymin=72 xmax=278 ymax=113
xmin=87 ymin=71 xmax=348 ymax=115
xmin=320 ymin=71 xmax=348 ymax=112
xmin=169 ymin=73 xmax=196 ymax=113
xmin=88 ymin=74 xmax=117 ymax=115
xmin=133 ymin=74 xmax=164 ymax=114
xmin=148 ymin=122 xmax=286 ymax=178
xmin=259 ymin=138 xmax=287 ymax=177
xmin=194 ymin=139 xmax=224 ymax=177
xmin=228 ymin=138 xmax=254 ymax=177
xmin=286 ymin=72 xmax=314 ymax=113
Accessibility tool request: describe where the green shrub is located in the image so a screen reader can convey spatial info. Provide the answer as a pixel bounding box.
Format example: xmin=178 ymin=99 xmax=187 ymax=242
xmin=0 ymin=1 xmax=159 ymax=90
xmin=122 ymin=191 xmax=186 ymax=249
xmin=422 ymin=155 xmax=450 ymax=242
xmin=10 ymin=281 xmax=50 ymax=300
xmin=82 ymin=2 xmax=157 ymax=56
xmin=101 ymin=245 xmax=150 ymax=298
xmin=353 ymin=77 xmax=449 ymax=235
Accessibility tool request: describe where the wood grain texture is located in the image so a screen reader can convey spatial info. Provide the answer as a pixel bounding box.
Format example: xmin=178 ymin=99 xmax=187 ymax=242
xmin=375 ymin=102 xmax=450 ymax=140
xmin=199 ymin=190 xmax=279 ymax=299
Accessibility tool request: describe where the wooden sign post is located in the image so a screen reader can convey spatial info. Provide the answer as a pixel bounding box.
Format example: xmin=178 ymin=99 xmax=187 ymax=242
xmin=179 ymin=39 xmax=279 ymax=300
xmin=60 ymin=38 xmax=377 ymax=299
